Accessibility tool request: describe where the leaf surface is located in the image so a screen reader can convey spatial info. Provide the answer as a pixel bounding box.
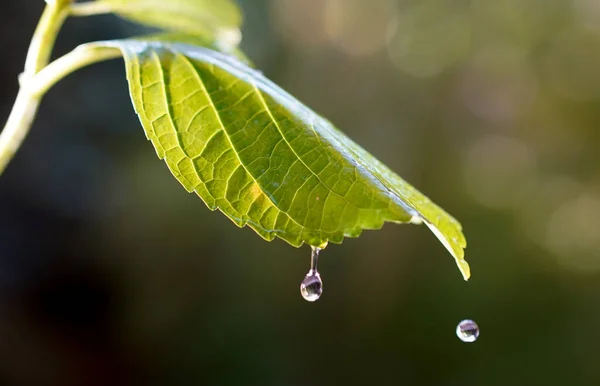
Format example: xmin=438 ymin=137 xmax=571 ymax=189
xmin=89 ymin=40 xmax=470 ymax=279
xmin=95 ymin=0 xmax=242 ymax=47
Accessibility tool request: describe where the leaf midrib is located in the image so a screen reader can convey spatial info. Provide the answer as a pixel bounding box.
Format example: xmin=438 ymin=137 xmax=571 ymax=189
xmin=177 ymin=54 xmax=309 ymax=232
xmin=253 ymin=85 xmax=349 ymax=230
xmin=181 ymin=45 xmax=417 ymax=220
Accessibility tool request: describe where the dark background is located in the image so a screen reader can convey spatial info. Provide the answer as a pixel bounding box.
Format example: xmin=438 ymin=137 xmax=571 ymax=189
xmin=1 ymin=1 xmax=600 ymax=385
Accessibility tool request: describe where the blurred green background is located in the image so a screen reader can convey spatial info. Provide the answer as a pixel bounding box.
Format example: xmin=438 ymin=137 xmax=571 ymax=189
xmin=1 ymin=0 xmax=600 ymax=385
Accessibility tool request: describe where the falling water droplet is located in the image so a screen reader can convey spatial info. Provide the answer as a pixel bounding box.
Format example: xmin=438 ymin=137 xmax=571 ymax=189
xmin=456 ymin=319 xmax=479 ymax=342
xmin=300 ymin=247 xmax=323 ymax=302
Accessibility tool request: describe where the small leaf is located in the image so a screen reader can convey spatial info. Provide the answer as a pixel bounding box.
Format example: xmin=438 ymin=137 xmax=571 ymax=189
xmin=93 ymin=0 xmax=242 ymax=47
xmin=88 ymin=40 xmax=470 ymax=279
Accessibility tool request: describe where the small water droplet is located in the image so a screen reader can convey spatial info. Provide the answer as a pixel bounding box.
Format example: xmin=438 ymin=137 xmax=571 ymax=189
xmin=300 ymin=247 xmax=323 ymax=302
xmin=300 ymin=270 xmax=322 ymax=301
xmin=456 ymin=319 xmax=479 ymax=343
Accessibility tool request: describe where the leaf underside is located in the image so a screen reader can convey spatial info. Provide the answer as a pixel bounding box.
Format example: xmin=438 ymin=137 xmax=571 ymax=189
xmin=88 ymin=40 xmax=469 ymax=280
xmin=95 ymin=0 xmax=242 ymax=41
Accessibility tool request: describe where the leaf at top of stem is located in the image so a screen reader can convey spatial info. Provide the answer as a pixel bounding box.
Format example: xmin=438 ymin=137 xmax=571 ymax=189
xmin=92 ymin=0 xmax=242 ymax=47
xmin=85 ymin=39 xmax=470 ymax=280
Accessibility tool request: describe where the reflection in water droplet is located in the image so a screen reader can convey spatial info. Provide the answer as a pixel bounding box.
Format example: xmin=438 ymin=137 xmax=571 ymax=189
xmin=300 ymin=270 xmax=322 ymax=301
xmin=300 ymin=247 xmax=323 ymax=302
xmin=456 ymin=319 xmax=479 ymax=342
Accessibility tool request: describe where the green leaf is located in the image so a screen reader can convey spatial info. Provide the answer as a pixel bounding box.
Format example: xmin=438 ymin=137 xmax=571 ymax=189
xmin=131 ymin=33 xmax=252 ymax=65
xmin=89 ymin=40 xmax=470 ymax=280
xmin=94 ymin=0 xmax=242 ymax=47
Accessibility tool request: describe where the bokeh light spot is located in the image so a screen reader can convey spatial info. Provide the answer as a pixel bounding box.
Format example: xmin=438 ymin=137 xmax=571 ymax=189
xmin=463 ymin=135 xmax=537 ymax=209
xmin=546 ymin=194 xmax=600 ymax=272
xmin=543 ymin=30 xmax=600 ymax=101
xmin=270 ymin=0 xmax=329 ymax=48
xmin=323 ymin=0 xmax=395 ymax=57
xmin=460 ymin=45 xmax=538 ymax=125
xmin=386 ymin=1 xmax=470 ymax=78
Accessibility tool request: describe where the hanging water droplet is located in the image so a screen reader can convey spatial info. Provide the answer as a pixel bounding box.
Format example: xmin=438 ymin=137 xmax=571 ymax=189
xmin=300 ymin=247 xmax=323 ymax=302
xmin=300 ymin=270 xmax=322 ymax=301
xmin=456 ymin=319 xmax=479 ymax=342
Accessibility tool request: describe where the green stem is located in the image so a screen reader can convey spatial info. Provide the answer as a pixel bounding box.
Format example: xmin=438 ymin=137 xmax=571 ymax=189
xmin=22 ymin=0 xmax=71 ymax=84
xmin=0 ymin=44 xmax=121 ymax=174
xmin=0 ymin=91 xmax=42 ymax=174
xmin=29 ymin=44 xmax=122 ymax=98
xmin=69 ymin=2 xmax=112 ymax=17
xmin=0 ymin=0 xmax=122 ymax=175
xmin=0 ymin=0 xmax=70 ymax=175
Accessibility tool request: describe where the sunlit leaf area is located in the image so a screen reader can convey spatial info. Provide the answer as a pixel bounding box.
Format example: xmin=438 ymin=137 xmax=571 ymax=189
xmin=95 ymin=38 xmax=468 ymax=278
xmin=1 ymin=1 xmax=599 ymax=385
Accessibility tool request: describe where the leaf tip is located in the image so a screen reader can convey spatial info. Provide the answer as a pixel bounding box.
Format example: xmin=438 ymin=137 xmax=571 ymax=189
xmin=459 ymin=259 xmax=471 ymax=281
xmin=423 ymin=220 xmax=469 ymax=280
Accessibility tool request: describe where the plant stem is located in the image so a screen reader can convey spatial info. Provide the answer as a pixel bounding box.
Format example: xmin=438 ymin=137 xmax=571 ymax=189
xmin=0 ymin=92 xmax=42 ymax=174
xmin=22 ymin=0 xmax=70 ymax=84
xmin=69 ymin=2 xmax=112 ymax=17
xmin=0 ymin=44 xmax=122 ymax=175
xmin=0 ymin=0 xmax=70 ymax=175
xmin=29 ymin=44 xmax=122 ymax=98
